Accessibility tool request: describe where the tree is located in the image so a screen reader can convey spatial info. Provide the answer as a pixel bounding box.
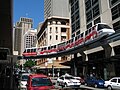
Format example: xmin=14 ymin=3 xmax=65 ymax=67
xmin=24 ymin=60 xmax=35 ymax=68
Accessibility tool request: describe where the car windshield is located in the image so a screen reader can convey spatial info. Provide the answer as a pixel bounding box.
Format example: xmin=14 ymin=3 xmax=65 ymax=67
xmin=21 ymin=75 xmax=29 ymax=81
xmin=65 ymin=76 xmax=74 ymax=79
xmin=32 ymin=77 xmax=52 ymax=87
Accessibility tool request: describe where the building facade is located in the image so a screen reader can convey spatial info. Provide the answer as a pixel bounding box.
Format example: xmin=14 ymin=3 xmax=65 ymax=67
xmin=68 ymin=0 xmax=120 ymax=79
xmin=24 ymin=29 xmax=37 ymax=49
xmin=14 ymin=17 xmax=33 ymax=55
xmin=37 ymin=16 xmax=71 ymax=75
xmin=44 ymin=0 xmax=69 ymax=19
xmin=14 ymin=17 xmax=33 ymax=65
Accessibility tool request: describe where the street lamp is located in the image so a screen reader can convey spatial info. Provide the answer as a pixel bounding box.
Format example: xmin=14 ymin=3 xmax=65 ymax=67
xmin=52 ymin=58 xmax=56 ymax=78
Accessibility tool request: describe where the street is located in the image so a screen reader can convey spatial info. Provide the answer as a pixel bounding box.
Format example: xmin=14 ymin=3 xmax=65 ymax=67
xmin=52 ymin=79 xmax=106 ymax=90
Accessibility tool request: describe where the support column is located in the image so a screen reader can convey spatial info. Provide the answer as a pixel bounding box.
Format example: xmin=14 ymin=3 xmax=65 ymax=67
xmin=102 ymin=44 xmax=115 ymax=80
xmin=73 ymin=53 xmax=77 ymax=76
xmin=102 ymin=44 xmax=115 ymax=58
xmin=79 ymin=51 xmax=88 ymax=76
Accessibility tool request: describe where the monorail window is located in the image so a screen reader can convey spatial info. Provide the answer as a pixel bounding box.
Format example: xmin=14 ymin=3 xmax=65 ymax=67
xmin=92 ymin=26 xmax=96 ymax=31
xmin=89 ymin=28 xmax=91 ymax=33
xmin=81 ymin=33 xmax=84 ymax=37
xmin=85 ymin=30 xmax=89 ymax=36
xmin=75 ymin=36 xmax=78 ymax=40
xmin=27 ymin=49 xmax=30 ymax=53
xmin=31 ymin=49 xmax=36 ymax=52
xmin=71 ymin=38 xmax=74 ymax=42
xmin=97 ymin=24 xmax=112 ymax=31
xmin=53 ymin=45 xmax=56 ymax=48
xmin=44 ymin=47 xmax=47 ymax=50
xmin=48 ymin=46 xmax=51 ymax=50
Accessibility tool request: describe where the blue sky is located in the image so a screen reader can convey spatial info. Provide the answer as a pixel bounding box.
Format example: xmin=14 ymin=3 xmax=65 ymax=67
xmin=13 ymin=0 xmax=44 ymax=28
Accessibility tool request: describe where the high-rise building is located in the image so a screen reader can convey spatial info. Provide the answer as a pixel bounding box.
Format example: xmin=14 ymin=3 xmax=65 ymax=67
xmin=14 ymin=17 xmax=33 ymax=56
xmin=69 ymin=0 xmax=120 ymax=37
xmin=68 ymin=0 xmax=120 ymax=78
xmin=44 ymin=0 xmax=69 ymax=19
xmin=24 ymin=29 xmax=37 ymax=49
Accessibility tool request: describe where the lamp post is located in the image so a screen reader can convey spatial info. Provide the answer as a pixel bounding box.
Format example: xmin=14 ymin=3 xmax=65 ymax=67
xmin=52 ymin=58 xmax=56 ymax=78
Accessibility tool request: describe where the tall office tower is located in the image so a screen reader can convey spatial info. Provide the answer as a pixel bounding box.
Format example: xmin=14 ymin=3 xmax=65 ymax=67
xmin=14 ymin=17 xmax=33 ymax=56
xmin=69 ymin=0 xmax=120 ymax=38
xmin=24 ymin=29 xmax=37 ymax=49
xmin=44 ymin=0 xmax=69 ymax=19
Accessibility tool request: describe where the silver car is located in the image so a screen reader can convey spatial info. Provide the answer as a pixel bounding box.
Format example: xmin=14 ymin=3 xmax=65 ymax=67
xmin=104 ymin=77 xmax=120 ymax=90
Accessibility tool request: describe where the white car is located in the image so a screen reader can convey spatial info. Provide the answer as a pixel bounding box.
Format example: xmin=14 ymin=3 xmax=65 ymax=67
xmin=104 ymin=77 xmax=120 ymax=90
xmin=57 ymin=73 xmax=81 ymax=88
xmin=19 ymin=73 xmax=30 ymax=90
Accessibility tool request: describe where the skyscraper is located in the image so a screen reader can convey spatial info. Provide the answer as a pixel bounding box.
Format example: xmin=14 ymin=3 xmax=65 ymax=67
xmin=24 ymin=29 xmax=37 ymax=49
xmin=14 ymin=17 xmax=33 ymax=56
xmin=44 ymin=0 xmax=69 ymax=19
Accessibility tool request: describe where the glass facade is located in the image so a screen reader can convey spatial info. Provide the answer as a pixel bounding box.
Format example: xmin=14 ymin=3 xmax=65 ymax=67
xmin=71 ymin=0 xmax=80 ymax=37
xmin=85 ymin=0 xmax=100 ymax=25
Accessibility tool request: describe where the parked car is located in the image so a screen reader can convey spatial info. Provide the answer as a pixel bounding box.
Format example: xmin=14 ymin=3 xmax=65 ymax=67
xmin=104 ymin=77 xmax=120 ymax=90
xmin=57 ymin=73 xmax=81 ymax=88
xmin=85 ymin=76 xmax=105 ymax=88
xmin=26 ymin=74 xmax=55 ymax=90
xmin=18 ymin=73 xmax=30 ymax=90
xmin=74 ymin=77 xmax=85 ymax=85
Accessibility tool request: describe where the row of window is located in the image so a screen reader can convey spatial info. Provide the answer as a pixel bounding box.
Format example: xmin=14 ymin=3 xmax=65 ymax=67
xmin=49 ymin=35 xmax=58 ymax=40
xmin=109 ymin=0 xmax=120 ymax=7
xmin=85 ymin=0 xmax=99 ymax=11
xmin=86 ymin=17 xmax=101 ymax=29
xmin=111 ymin=3 xmax=120 ymax=20
xmin=113 ymin=20 xmax=120 ymax=31
xmin=86 ymin=3 xmax=100 ymax=23
xmin=71 ymin=0 xmax=80 ymax=35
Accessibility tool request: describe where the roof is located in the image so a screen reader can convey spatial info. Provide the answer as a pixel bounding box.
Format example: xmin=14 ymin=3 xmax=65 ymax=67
xmin=29 ymin=74 xmax=48 ymax=78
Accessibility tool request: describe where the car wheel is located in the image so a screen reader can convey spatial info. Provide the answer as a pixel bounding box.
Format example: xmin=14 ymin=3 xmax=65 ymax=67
xmin=57 ymin=81 xmax=60 ymax=86
xmin=64 ymin=83 xmax=67 ymax=87
xmin=107 ymin=85 xmax=112 ymax=90
xmin=84 ymin=83 xmax=87 ymax=86
xmin=94 ymin=84 xmax=98 ymax=88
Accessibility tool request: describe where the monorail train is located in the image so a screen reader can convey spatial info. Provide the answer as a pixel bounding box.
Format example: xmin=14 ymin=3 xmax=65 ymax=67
xmin=22 ymin=47 xmax=38 ymax=56
xmin=22 ymin=23 xmax=115 ymax=56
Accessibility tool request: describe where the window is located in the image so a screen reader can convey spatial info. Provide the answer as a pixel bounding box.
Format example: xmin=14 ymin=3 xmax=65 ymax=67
xmin=111 ymin=3 xmax=120 ymax=20
xmin=75 ymin=1 xmax=79 ymax=9
xmin=86 ymin=10 xmax=92 ymax=22
xmin=111 ymin=79 xmax=117 ymax=83
xmin=71 ymin=5 xmax=74 ymax=14
xmin=85 ymin=0 xmax=91 ymax=11
xmin=71 ymin=15 xmax=75 ymax=23
xmin=113 ymin=20 xmax=120 ymax=31
xmin=92 ymin=0 xmax=98 ymax=5
xmin=75 ymin=10 xmax=79 ymax=20
xmin=32 ymin=77 xmax=52 ymax=87
xmin=76 ymin=30 xmax=80 ymax=35
xmin=56 ymin=35 xmax=58 ymax=40
xmin=50 ymin=35 xmax=52 ymax=40
xmin=94 ymin=17 xmax=101 ymax=24
xmin=72 ymin=24 xmax=75 ymax=33
xmin=50 ymin=27 xmax=52 ymax=33
xmin=56 ymin=27 xmax=58 ymax=33
xmin=87 ymin=23 xmax=92 ymax=29
xmin=93 ymin=4 xmax=100 ymax=18
xmin=76 ymin=20 xmax=80 ymax=29
xmin=118 ymin=79 xmax=120 ymax=83
xmin=110 ymin=0 xmax=120 ymax=6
